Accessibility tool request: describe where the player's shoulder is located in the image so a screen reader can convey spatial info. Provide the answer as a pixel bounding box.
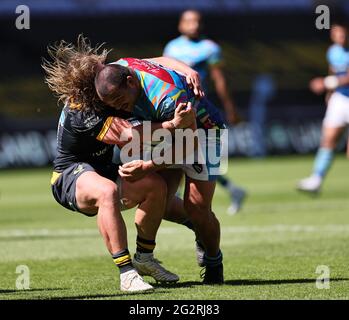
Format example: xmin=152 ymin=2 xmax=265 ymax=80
xmin=112 ymin=57 xmax=139 ymax=67
xmin=71 ymin=109 xmax=100 ymax=131
xmin=120 ymin=57 xmax=180 ymax=87
xmin=65 ymin=104 xmax=112 ymax=133
xmin=327 ymin=44 xmax=346 ymax=58
xmin=327 ymin=45 xmax=349 ymax=71
xmin=115 ymin=57 xmax=158 ymax=72
xmin=201 ymin=38 xmax=221 ymax=52
xmin=113 ymin=58 xmax=128 ymax=67
xmin=165 ymin=36 xmax=186 ymax=47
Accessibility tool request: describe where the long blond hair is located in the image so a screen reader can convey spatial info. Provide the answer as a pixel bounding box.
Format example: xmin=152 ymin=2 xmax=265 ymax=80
xmin=42 ymin=34 xmax=110 ymax=111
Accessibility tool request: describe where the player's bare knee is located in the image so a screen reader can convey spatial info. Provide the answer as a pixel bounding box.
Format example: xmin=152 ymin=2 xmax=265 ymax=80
xmin=321 ymin=138 xmax=336 ymax=149
xmin=211 ymin=211 xmax=220 ymax=226
xmin=321 ymin=128 xmax=344 ymax=149
xmin=185 ymin=195 xmax=211 ymax=212
xmin=144 ymin=173 xmax=168 ymax=199
xmin=97 ymin=182 xmax=119 ymax=207
xmin=184 ymin=199 xmax=211 ymax=220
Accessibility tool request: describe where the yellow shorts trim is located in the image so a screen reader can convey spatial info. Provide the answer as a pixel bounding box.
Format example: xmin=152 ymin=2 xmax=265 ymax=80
xmin=50 ymin=171 xmax=62 ymax=185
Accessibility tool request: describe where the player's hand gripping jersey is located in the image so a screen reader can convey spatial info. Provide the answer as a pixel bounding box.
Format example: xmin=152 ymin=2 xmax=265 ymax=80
xmin=114 ymin=58 xmax=225 ymax=130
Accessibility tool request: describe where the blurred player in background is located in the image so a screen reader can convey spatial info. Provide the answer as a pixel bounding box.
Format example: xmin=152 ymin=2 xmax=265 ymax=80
xmin=163 ymin=9 xmax=246 ymax=214
xmin=297 ymin=22 xmax=349 ymax=194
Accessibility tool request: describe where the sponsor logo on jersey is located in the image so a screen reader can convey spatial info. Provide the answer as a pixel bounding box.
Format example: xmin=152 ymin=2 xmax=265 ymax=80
xmin=93 ymin=146 xmax=109 ymax=157
xmin=192 ymin=163 xmax=203 ymax=174
xmin=73 ymin=164 xmax=84 ymax=175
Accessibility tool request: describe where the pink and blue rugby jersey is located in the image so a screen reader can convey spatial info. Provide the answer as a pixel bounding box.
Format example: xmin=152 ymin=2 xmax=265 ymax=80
xmin=115 ymin=58 xmax=194 ymax=121
xmin=114 ymin=58 xmax=224 ymax=130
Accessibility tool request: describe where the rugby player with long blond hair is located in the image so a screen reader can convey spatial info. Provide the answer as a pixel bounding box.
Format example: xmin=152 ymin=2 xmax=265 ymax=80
xmin=43 ymin=35 xmax=200 ymax=292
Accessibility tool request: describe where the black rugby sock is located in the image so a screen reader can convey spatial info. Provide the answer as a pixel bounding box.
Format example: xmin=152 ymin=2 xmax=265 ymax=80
xmin=112 ymin=249 xmax=133 ymax=274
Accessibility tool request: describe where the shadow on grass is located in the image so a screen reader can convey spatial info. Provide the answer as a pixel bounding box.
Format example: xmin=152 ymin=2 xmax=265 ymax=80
xmin=51 ymin=289 xmax=168 ymax=300
xmin=152 ymin=277 xmax=349 ymax=289
xmin=223 ymin=278 xmax=349 ymax=286
xmin=0 ymin=288 xmax=68 ymax=294
xmin=1 ymin=288 xmax=168 ymax=300
xmin=152 ymin=281 xmax=202 ymax=289
xmin=3 ymin=278 xmax=348 ymax=299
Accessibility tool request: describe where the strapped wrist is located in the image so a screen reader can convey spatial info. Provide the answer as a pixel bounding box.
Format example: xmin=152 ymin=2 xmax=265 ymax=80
xmin=324 ymin=76 xmax=339 ymax=90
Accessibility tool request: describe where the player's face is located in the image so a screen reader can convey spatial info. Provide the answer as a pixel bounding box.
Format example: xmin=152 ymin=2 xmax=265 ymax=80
xmin=103 ymin=77 xmax=139 ymax=113
xmin=107 ymin=88 xmax=137 ymax=112
xmin=330 ymin=25 xmax=347 ymax=46
xmin=179 ymin=11 xmax=202 ymax=39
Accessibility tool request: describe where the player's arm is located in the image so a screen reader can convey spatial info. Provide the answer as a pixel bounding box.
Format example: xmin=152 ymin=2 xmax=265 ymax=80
xmin=147 ymin=56 xmax=193 ymax=75
xmin=118 ymin=103 xmax=198 ymax=182
xmin=209 ymin=64 xmax=239 ymax=125
xmin=146 ymin=56 xmax=204 ymax=98
xmin=96 ymin=106 xmax=195 ymax=146
xmin=311 ymin=46 xmax=349 ymax=94
xmin=310 ymin=70 xmax=349 ymax=95
xmin=118 ymin=119 xmax=198 ymax=182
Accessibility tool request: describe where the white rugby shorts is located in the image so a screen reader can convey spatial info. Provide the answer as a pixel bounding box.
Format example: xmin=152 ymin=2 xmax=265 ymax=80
xmin=323 ymin=92 xmax=349 ymax=128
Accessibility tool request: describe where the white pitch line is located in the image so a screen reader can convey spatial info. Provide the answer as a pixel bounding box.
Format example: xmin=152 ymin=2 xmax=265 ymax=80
xmin=223 ymin=225 xmax=349 ymax=234
xmin=0 ymin=224 xmax=348 ymax=239
xmin=0 ymin=228 xmax=98 ymax=238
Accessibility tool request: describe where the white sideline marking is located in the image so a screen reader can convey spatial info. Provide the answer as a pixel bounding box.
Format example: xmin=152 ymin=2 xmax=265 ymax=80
xmin=0 ymin=224 xmax=349 ymax=239
xmin=223 ymin=225 xmax=349 ymax=234
xmin=0 ymin=229 xmax=99 ymax=238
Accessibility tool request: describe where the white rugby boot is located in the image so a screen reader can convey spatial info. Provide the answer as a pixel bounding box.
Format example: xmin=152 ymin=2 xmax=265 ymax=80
xmin=297 ymin=175 xmax=322 ymax=194
xmin=133 ymin=253 xmax=179 ymax=283
xmin=120 ymin=269 xmax=154 ymax=292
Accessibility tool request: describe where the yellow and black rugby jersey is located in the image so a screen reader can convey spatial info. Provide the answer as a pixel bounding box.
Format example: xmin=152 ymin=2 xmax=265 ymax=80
xmin=53 ymin=103 xmax=124 ymax=172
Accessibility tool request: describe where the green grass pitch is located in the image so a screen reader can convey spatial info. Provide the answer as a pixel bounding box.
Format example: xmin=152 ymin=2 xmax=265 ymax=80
xmin=0 ymin=155 xmax=349 ymax=300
